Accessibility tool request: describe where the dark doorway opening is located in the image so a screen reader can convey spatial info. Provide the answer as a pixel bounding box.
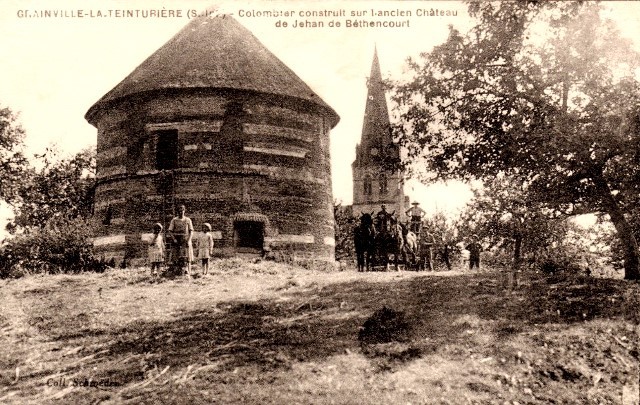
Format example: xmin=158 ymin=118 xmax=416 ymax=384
xmin=156 ymin=130 xmax=178 ymax=170
xmin=234 ymin=221 xmax=264 ymax=253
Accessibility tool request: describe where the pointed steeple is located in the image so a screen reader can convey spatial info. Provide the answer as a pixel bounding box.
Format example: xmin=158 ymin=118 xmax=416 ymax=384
xmin=351 ymin=47 xmax=407 ymax=219
xmin=354 ymin=46 xmax=395 ymax=166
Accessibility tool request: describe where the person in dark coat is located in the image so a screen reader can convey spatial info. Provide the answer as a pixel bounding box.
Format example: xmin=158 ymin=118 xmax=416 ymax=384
xmin=375 ymin=204 xmax=389 ymax=232
xmin=466 ymin=234 xmax=482 ymax=270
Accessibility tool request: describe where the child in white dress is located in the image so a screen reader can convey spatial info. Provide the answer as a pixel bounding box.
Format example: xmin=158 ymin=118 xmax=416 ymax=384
xmin=198 ymin=223 xmax=214 ymax=275
xmin=148 ymin=223 xmax=165 ymax=276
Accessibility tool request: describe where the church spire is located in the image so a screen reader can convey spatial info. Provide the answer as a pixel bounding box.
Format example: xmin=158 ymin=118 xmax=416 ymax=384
xmin=351 ymin=47 xmax=407 ymax=219
xmin=355 ymin=46 xmax=395 ymax=166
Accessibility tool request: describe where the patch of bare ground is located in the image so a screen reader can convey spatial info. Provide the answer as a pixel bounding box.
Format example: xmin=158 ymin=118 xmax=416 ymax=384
xmin=0 ymin=260 xmax=638 ymax=404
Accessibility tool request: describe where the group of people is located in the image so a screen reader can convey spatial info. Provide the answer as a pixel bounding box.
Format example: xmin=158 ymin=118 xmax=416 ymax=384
xmin=147 ymin=203 xmax=483 ymax=275
xmin=372 ymin=202 xmax=425 ymax=234
xmin=377 ymin=202 xmax=484 ymax=271
xmin=148 ymin=205 xmax=215 ymax=277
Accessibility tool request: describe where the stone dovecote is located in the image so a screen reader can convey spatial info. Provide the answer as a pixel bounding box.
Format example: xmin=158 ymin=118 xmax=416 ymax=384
xmin=86 ymin=14 xmax=340 ymax=266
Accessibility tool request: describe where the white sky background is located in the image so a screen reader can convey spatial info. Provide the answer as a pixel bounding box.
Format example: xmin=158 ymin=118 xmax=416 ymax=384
xmin=0 ymin=0 xmax=639 ymax=236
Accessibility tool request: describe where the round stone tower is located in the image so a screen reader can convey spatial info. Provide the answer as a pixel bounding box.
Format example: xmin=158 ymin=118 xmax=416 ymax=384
xmin=86 ymin=14 xmax=340 ymax=266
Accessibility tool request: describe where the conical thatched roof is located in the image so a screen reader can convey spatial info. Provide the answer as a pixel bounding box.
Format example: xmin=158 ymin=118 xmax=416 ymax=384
xmin=86 ymin=14 xmax=339 ymax=126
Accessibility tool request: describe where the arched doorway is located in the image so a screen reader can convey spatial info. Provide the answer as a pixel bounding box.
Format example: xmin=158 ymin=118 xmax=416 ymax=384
xmin=232 ymin=213 xmax=269 ymax=254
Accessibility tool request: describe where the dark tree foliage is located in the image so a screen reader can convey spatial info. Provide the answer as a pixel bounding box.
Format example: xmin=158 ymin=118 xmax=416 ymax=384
xmin=461 ymin=175 xmax=569 ymax=268
xmin=7 ymin=147 xmax=96 ymax=233
xmin=0 ymin=217 xmax=105 ymax=278
xmin=0 ymin=147 xmax=100 ymax=277
xmin=334 ymin=202 xmax=356 ymax=262
xmin=393 ymin=2 xmax=640 ymax=279
xmin=0 ymin=106 xmax=29 ymax=204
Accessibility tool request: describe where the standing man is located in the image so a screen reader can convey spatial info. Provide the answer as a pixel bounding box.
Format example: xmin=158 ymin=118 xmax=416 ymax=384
xmin=420 ymin=229 xmax=436 ymax=271
xmin=466 ymin=234 xmax=482 ymax=271
xmin=375 ymin=204 xmax=389 ymax=232
xmin=168 ymin=204 xmax=194 ymax=276
xmin=405 ymin=201 xmax=426 ymax=234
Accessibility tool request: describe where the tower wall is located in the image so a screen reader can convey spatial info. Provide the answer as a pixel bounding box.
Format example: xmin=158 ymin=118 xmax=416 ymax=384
xmin=92 ymin=90 xmax=336 ymax=266
xmin=351 ymin=166 xmax=407 ymax=221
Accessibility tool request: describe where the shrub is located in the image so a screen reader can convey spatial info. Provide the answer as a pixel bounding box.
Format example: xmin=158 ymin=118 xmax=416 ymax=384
xmin=534 ymin=246 xmax=609 ymax=277
xmin=0 ymin=218 xmax=107 ymax=278
xmin=334 ymin=203 xmax=356 ymax=262
xmin=480 ymin=249 xmax=514 ymax=271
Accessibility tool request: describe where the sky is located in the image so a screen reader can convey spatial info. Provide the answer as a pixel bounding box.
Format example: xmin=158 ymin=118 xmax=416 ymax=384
xmin=1 ymin=0 xmax=639 ymax=234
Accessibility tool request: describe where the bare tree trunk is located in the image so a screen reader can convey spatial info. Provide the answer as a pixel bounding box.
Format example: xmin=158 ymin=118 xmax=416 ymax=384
xmin=594 ymin=175 xmax=640 ymax=280
xmin=514 ymin=233 xmax=522 ymax=269
xmin=513 ymin=215 xmax=523 ymax=270
xmin=443 ymin=244 xmax=452 ymax=270
xmin=607 ymin=207 xmax=639 ymax=280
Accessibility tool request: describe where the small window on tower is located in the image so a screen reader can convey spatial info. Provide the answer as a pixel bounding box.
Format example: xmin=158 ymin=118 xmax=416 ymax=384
xmin=156 ymin=130 xmax=178 ymax=170
xmin=364 ymin=175 xmax=372 ymax=195
xmin=379 ymin=174 xmax=388 ymax=195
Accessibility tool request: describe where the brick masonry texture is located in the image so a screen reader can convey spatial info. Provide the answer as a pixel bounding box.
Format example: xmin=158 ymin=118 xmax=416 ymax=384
xmin=91 ymin=91 xmax=336 ymax=265
xmin=352 ymin=167 xmax=407 ymax=221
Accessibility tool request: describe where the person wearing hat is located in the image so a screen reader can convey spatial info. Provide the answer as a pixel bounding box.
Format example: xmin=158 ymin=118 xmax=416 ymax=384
xmin=197 ymin=222 xmax=215 ymax=275
xmin=148 ymin=223 xmax=165 ymax=276
xmin=405 ymin=201 xmax=426 ymax=234
xmin=375 ymin=204 xmax=391 ymax=232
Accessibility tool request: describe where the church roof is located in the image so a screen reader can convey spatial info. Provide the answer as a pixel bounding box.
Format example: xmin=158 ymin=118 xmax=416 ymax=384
xmin=353 ymin=47 xmax=397 ymax=166
xmin=86 ymin=14 xmax=339 ymax=126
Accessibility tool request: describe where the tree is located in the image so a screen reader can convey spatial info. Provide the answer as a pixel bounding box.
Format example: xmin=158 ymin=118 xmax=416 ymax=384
xmin=422 ymin=210 xmax=461 ymax=270
xmin=334 ymin=202 xmax=356 ymax=262
xmin=1 ymin=147 xmax=101 ymax=277
xmin=0 ymin=106 xmax=28 ymax=204
xmin=461 ymin=174 xmax=569 ymax=268
xmin=393 ymin=2 xmax=640 ymax=279
xmin=7 ymin=147 xmax=96 ymax=233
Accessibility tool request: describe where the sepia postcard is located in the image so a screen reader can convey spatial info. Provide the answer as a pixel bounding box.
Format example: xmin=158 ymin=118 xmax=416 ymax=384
xmin=0 ymin=1 xmax=638 ymax=404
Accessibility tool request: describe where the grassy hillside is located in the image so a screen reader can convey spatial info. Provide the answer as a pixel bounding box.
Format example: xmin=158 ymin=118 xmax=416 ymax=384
xmin=1 ymin=259 xmax=638 ymax=404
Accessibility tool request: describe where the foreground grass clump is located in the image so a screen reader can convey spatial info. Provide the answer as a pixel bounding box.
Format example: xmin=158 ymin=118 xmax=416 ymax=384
xmin=0 ymin=260 xmax=638 ymax=404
